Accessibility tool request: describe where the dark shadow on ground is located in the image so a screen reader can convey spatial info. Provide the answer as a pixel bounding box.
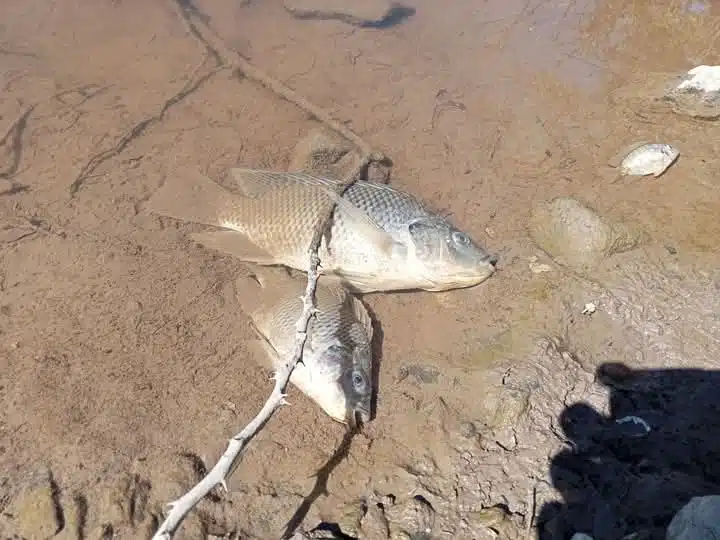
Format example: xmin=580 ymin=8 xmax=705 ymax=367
xmin=363 ymin=302 xmax=385 ymax=422
xmin=538 ymin=362 xmax=720 ymax=540
xmin=283 ymin=427 xmax=359 ymax=539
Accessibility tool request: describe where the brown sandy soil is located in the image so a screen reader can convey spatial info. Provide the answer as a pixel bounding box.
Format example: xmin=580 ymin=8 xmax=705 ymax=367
xmin=1 ymin=0 xmax=720 ymax=539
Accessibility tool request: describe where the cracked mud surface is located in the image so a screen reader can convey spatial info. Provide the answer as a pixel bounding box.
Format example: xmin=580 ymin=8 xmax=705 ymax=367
xmin=1 ymin=1 xmax=720 ymax=539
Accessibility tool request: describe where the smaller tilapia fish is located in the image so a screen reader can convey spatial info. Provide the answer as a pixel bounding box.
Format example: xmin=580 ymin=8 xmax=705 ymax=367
xmin=236 ymin=268 xmax=374 ymax=426
xmin=612 ymin=142 xmax=680 ymax=178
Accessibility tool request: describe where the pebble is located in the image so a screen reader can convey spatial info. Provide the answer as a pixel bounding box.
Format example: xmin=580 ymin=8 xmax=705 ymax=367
xmin=528 ymin=196 xmax=646 ymax=271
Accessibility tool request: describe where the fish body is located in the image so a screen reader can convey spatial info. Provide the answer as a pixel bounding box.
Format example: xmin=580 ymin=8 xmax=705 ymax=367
xmin=616 ymin=143 xmax=680 ymax=177
xmin=236 ymin=268 xmax=373 ymax=426
xmin=145 ymin=169 xmax=497 ymax=293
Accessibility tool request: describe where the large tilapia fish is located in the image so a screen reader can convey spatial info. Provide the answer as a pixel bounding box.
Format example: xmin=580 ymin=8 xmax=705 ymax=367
xmin=236 ymin=268 xmax=374 ymax=426
xmin=145 ymin=168 xmax=498 ymax=293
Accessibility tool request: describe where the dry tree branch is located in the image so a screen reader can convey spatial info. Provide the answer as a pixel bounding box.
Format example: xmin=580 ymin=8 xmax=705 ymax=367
xmin=152 ymin=3 xmax=382 ymax=537
xmin=152 ymin=154 xmax=374 ymax=539
xmin=172 ymin=0 xmax=384 ymax=162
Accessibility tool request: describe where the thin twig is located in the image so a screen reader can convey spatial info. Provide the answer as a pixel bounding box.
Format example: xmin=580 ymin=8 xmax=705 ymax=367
xmin=152 ymin=154 xmax=373 ymax=539
xmin=152 ymin=2 xmax=381 ymax=535
xmin=173 ymin=0 xmax=384 ymax=162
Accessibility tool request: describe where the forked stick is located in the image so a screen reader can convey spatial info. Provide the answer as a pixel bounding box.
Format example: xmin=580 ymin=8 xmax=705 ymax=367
xmin=152 ymin=155 xmax=373 ymax=539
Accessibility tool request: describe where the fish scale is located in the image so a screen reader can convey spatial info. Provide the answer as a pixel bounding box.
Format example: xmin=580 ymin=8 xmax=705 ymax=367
xmin=340 ymin=181 xmax=430 ymax=232
xmin=253 ymin=284 xmax=369 ymax=357
xmin=218 ymin=182 xmax=332 ymax=263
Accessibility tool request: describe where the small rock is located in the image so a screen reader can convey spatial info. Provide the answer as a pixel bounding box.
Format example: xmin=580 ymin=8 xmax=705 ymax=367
xmin=5 ymin=468 xmax=62 ymax=538
xmin=528 ymin=256 xmax=553 ymax=274
xmin=666 ymin=495 xmax=720 ymax=540
xmin=581 ymin=302 xmax=596 ymax=315
xmin=570 ymin=534 xmax=595 ymax=540
xmin=284 ymin=0 xmax=405 ymax=28
xmin=614 ymin=415 xmax=652 ymax=438
xmin=528 ymin=196 xmax=646 ymax=271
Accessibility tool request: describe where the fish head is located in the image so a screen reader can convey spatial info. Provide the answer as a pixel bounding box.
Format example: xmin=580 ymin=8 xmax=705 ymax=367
xmin=344 ymin=343 xmax=373 ymax=427
xmin=406 ymin=217 xmax=498 ymax=290
xmin=309 ymin=340 xmax=373 ymax=427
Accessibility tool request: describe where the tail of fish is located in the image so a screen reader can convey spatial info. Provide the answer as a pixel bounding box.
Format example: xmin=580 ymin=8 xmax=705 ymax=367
xmin=143 ymin=171 xmax=236 ymax=228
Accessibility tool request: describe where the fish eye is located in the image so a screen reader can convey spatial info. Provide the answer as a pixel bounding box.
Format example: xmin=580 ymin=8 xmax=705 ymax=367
xmin=452 ymin=231 xmax=470 ymax=246
xmin=352 ymin=371 xmax=366 ymax=392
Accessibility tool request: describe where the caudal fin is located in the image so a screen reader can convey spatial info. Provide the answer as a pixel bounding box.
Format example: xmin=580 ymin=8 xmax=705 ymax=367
xmin=143 ymin=171 xmax=235 ymax=228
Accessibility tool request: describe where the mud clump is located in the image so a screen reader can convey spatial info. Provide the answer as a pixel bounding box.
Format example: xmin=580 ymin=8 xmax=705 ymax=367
xmin=290 ymin=126 xmax=391 ymax=183
xmin=384 ymin=495 xmax=435 ymax=538
xmin=528 ymin=196 xmax=646 ymax=271
xmin=3 ymin=468 xmax=63 ymax=538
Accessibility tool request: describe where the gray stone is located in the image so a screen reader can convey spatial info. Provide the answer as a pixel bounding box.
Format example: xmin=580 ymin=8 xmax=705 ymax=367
xmin=528 ymin=196 xmax=646 ymax=271
xmin=666 ymin=495 xmax=720 ymax=540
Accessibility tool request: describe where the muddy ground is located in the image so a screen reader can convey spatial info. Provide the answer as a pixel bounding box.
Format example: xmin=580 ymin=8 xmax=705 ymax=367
xmin=1 ymin=1 xmax=719 ymax=539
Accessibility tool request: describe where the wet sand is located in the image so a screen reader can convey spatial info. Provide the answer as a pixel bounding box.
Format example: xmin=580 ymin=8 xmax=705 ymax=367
xmin=1 ymin=0 xmax=719 ymax=538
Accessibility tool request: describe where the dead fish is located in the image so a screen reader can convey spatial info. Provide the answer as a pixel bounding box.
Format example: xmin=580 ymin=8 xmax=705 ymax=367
xmin=236 ymin=268 xmax=373 ymax=426
xmin=145 ymin=169 xmax=498 ymax=293
xmin=610 ymin=142 xmax=680 ymax=178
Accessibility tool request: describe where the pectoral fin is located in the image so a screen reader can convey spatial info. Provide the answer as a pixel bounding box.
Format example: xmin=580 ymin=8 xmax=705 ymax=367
xmin=189 ymin=230 xmax=280 ymax=265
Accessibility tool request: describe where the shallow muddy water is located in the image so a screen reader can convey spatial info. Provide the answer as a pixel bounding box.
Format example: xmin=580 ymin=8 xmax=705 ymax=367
xmin=0 ymin=0 xmax=719 ymax=538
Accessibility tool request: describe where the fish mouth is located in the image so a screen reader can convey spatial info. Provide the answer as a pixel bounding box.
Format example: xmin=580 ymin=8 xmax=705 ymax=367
xmin=422 ymin=262 xmax=497 ymax=291
xmin=349 ymin=406 xmax=372 ymax=428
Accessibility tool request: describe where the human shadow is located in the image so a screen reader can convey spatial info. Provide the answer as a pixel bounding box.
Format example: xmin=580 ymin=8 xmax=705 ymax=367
xmin=537 ymin=362 xmax=720 ymax=540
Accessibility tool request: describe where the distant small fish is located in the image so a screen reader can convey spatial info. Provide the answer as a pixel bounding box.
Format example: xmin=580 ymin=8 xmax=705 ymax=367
xmin=610 ymin=142 xmax=680 ymax=178
xmin=145 ymin=169 xmax=498 ymax=293
xmin=236 ymin=268 xmax=374 ymax=426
